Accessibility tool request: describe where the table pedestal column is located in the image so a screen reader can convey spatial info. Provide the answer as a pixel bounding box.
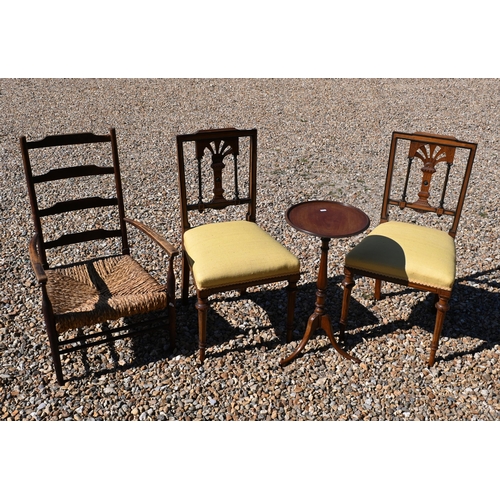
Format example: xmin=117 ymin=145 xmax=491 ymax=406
xmin=280 ymin=238 xmax=361 ymax=367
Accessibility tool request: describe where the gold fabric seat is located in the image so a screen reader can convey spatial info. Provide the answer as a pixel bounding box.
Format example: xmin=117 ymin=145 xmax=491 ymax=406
xmin=184 ymin=221 xmax=300 ymax=290
xmin=345 ymin=221 xmax=456 ymax=291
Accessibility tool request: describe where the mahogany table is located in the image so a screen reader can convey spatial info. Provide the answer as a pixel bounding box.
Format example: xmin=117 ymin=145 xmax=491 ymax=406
xmin=280 ymin=200 xmax=370 ymax=366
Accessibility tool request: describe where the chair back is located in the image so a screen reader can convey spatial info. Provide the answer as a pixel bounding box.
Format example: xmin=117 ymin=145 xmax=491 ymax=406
xmin=380 ymin=131 xmax=478 ymax=237
xmin=20 ymin=129 xmax=129 ymax=267
xmin=176 ymin=128 xmax=257 ymax=233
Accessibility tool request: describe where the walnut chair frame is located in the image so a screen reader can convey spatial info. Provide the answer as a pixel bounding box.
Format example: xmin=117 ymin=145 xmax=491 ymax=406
xmin=176 ymin=128 xmax=300 ymax=362
xmin=339 ymin=131 xmax=477 ymax=366
xmin=21 ymin=129 xmax=179 ymax=385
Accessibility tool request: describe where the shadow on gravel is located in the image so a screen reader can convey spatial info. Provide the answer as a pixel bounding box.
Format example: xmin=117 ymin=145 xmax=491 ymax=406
xmin=440 ymin=267 xmax=500 ymax=361
xmin=168 ymin=275 xmax=379 ymax=361
xmin=67 ymin=310 xmax=174 ymax=383
xmin=173 ymin=288 xmax=295 ymax=359
xmin=67 ymin=267 xmax=499 ymax=380
xmin=339 ymin=267 xmax=500 ymax=364
xmin=66 ymin=272 xmax=402 ymax=378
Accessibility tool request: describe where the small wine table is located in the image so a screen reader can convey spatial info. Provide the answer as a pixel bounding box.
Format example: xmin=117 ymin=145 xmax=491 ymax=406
xmin=280 ymin=200 xmax=370 ymax=366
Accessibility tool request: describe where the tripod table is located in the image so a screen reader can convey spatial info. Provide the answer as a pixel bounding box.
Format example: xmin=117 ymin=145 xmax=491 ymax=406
xmin=280 ymin=200 xmax=370 ymax=366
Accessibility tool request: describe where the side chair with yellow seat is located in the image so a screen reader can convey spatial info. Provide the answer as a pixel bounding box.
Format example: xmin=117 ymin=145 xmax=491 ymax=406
xmin=339 ymin=131 xmax=477 ymax=366
xmin=176 ymin=127 xmax=300 ymax=362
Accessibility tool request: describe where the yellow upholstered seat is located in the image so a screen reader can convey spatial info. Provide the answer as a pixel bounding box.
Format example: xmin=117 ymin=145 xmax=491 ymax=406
xmin=345 ymin=221 xmax=456 ymax=290
xmin=184 ymin=221 xmax=300 ymax=290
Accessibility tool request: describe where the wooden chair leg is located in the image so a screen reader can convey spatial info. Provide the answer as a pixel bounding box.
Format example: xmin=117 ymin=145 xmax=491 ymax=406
xmin=429 ymin=295 xmax=450 ymax=366
xmin=168 ymin=302 xmax=176 ymax=351
xmin=285 ymin=278 xmax=298 ymax=342
xmin=166 ymin=255 xmax=176 ymax=350
xmin=42 ymin=292 xmax=64 ymax=385
xmin=339 ymin=268 xmax=355 ymax=342
xmin=47 ymin=328 xmax=64 ymax=386
xmin=195 ymin=292 xmax=209 ymax=363
xmin=374 ymin=279 xmax=382 ymax=300
xmin=181 ymin=252 xmax=190 ymax=305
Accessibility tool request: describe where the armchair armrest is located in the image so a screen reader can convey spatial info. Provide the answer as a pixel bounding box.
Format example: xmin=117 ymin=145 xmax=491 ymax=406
xmin=124 ymin=218 xmax=179 ymax=303
xmin=29 ymin=234 xmax=47 ymax=284
xmin=124 ymin=217 xmax=179 ymax=257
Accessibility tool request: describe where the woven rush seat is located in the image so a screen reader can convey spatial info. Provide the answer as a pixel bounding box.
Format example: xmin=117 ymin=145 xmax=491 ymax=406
xmin=46 ymin=255 xmax=168 ymax=333
xmin=183 ymin=221 xmax=300 ymax=290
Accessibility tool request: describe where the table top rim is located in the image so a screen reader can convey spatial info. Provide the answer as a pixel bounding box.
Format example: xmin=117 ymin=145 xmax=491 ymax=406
xmin=285 ymin=199 xmax=370 ymax=239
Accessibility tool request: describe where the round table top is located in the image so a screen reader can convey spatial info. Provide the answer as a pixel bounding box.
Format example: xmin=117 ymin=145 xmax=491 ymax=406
xmin=286 ymin=200 xmax=370 ymax=239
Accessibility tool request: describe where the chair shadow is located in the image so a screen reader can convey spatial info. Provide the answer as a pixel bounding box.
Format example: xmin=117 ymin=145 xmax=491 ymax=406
xmin=68 ymin=266 xmax=500 ymax=380
xmin=169 ymin=275 xmax=379 ymax=361
xmin=171 ymin=289 xmax=291 ymax=360
xmin=67 ymin=309 xmax=173 ymax=383
xmin=340 ymin=266 xmax=500 ymax=363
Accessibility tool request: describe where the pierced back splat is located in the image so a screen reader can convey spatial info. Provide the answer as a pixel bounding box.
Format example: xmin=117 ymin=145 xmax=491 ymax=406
xmin=408 ymin=134 xmax=456 ymax=211
xmin=195 ymin=135 xmax=240 ymax=206
xmin=177 ymin=128 xmax=258 ymax=233
xmin=381 ymin=131 xmax=476 ymax=237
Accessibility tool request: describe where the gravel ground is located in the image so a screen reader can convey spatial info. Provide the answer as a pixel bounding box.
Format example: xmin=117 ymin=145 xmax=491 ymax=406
xmin=1 ymin=78 xmax=500 ymax=425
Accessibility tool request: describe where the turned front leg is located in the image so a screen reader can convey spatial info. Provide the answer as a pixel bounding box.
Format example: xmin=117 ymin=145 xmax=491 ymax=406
xmin=195 ymin=292 xmax=209 ymax=363
xmin=339 ymin=267 xmax=355 ymax=342
xmin=429 ymin=295 xmax=450 ymax=366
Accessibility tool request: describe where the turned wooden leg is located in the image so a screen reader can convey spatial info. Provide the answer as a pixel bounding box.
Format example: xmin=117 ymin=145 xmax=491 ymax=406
xmin=195 ymin=292 xmax=209 ymax=363
xmin=339 ymin=267 xmax=355 ymax=342
xmin=167 ymin=255 xmax=176 ymax=350
xmin=429 ymin=295 xmax=450 ymax=366
xmin=374 ymin=279 xmax=382 ymax=300
xmin=47 ymin=323 xmax=64 ymax=386
xmin=42 ymin=288 xmax=64 ymax=385
xmin=285 ymin=277 xmax=298 ymax=342
xmin=181 ymin=251 xmax=190 ymax=305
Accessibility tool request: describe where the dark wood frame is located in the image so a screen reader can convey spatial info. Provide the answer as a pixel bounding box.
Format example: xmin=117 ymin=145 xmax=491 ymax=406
xmin=176 ymin=128 xmax=300 ymax=362
xmin=21 ymin=129 xmax=179 ymax=385
xmin=339 ymin=131 xmax=478 ymax=366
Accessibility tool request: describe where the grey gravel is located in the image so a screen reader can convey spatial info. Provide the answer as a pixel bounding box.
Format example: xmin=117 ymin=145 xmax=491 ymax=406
xmin=1 ymin=78 xmax=500 ymax=421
